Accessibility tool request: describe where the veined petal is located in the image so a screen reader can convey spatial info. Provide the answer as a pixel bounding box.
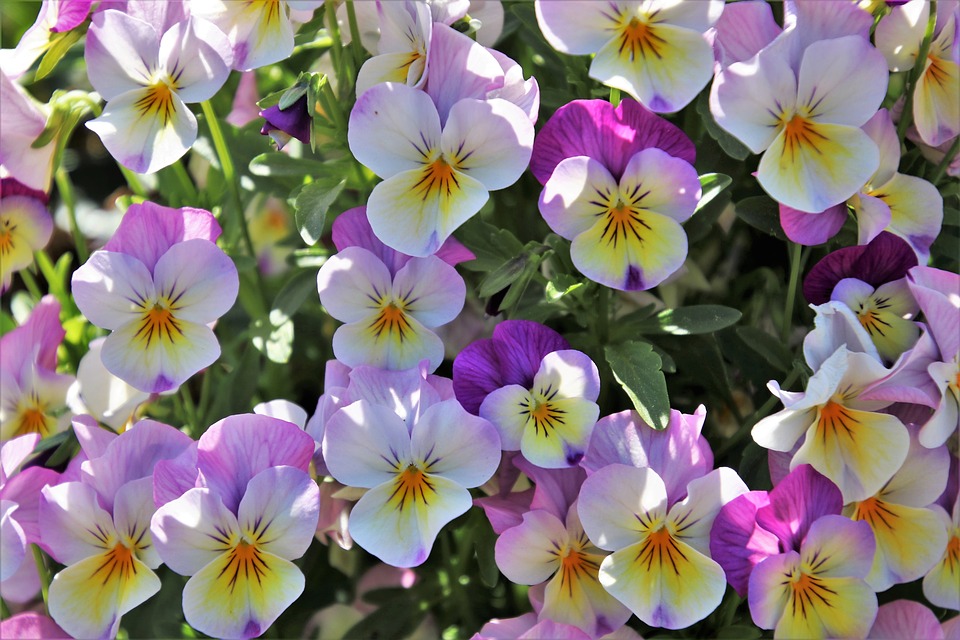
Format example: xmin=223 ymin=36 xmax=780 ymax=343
xmin=570 ymin=208 xmax=687 ymax=291
xmin=333 ymin=313 xmax=445 ymax=372
xmin=870 ymin=600 xmax=946 ymax=640
xmin=853 ymin=194 xmax=894 ymax=247
xmin=599 ymin=535 xmax=727 ymax=629
xmin=795 ymin=36 xmax=888 ymax=128
xmin=366 ymin=164 xmax=489 ymax=258
xmin=802 ymin=514 xmax=876 ymax=579
xmin=192 ymin=0 xmax=294 ymax=71
xmin=440 ymin=98 xmax=533 ymax=190
xmin=424 ymin=24 xmax=504 ymax=125
xmin=181 ymin=547 xmax=304 ymax=639
xmin=590 ymin=22 xmax=714 ymax=113
xmin=85 ymin=10 xmax=157 ymax=100
xmin=150 ymin=487 xmax=241 ymax=576
xmin=709 ymin=491 xmax=780 ymax=597
xmin=539 ymin=156 xmax=620 ymax=240
xmin=758 ymin=464 xmax=843 ymax=552
xmin=534 ymin=1 xmax=618 ymax=54
xmin=391 ymin=256 xmax=465 ymax=328
xmin=356 ymin=51 xmax=428 ymax=97
xmin=759 ymin=122 xmax=879 ymax=213
xmin=863 ymin=109 xmax=901 ymax=187
xmin=101 ymin=317 xmax=219 ymax=393
xmin=72 ymin=251 xmax=156 ymax=330
xmin=86 ymin=86 xmax=197 ymax=174
xmin=619 ymin=147 xmax=700 ymax=221
xmin=542 ymin=545 xmax=630 ymax=638
xmin=348 ymin=82 xmax=442 ymax=178
xmin=317 ymin=247 xmax=394 ymax=324
xmin=578 ymin=465 xmax=668 ymax=552
xmin=237 ymin=467 xmax=319 ymax=561
xmin=151 ymin=239 xmax=238 ymax=324
xmin=0 ymin=195 xmax=54 ymax=284
xmin=922 ymin=507 xmax=960 ymax=610
xmin=158 ymin=17 xmax=233 ymax=103
xmin=519 ymin=397 xmax=599 ymax=469
xmin=495 ymin=509 xmax=566 ymax=585
xmin=40 ymin=482 xmax=117 ymax=566
xmin=323 ymin=400 xmax=413 ymax=489
xmin=410 ymin=399 xmax=501 ymax=487
xmin=102 ymin=201 xmax=222 ymax=271
xmin=793 ymin=405 xmax=909 ymax=503
xmin=667 ymin=467 xmax=748 ymax=554
xmin=534 ymin=350 xmax=601 ymax=402
xmin=112 ymin=477 xmax=161 ymax=569
xmin=919 ymin=360 xmax=960 ymax=448
xmin=914 ymin=49 xmax=960 ymax=146
xmin=48 ymin=550 xmax=159 ymax=640
xmin=712 ymin=0 xmax=781 ymax=69
xmin=869 ymin=172 xmax=944 ymax=261
xmin=480 ymin=384 xmax=531 ymax=451
xmin=849 ymin=499 xmax=948 ymax=591
xmin=349 ymin=474 xmax=472 ymax=567
xmin=0 ymin=502 xmax=25 ymax=582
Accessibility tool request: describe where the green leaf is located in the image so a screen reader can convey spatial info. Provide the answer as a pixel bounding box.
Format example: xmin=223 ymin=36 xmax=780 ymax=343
xmin=341 ymin=602 xmax=426 ymax=640
xmin=605 ymin=341 xmax=671 ymax=429
xmin=252 ymin=310 xmax=295 ymax=364
xmin=279 ymin=83 xmax=309 ymax=110
xmin=545 ymin=274 xmax=584 ymax=301
xmin=696 ymin=92 xmax=752 ymax=161
xmin=633 ymin=305 xmax=742 ymax=335
xmin=478 ymin=254 xmax=528 ymax=298
xmin=735 ymin=326 xmax=793 ymax=373
xmin=294 ymin=178 xmax=346 ymax=245
xmin=717 ymin=625 xmax=763 ymax=639
xmin=248 ymin=152 xmax=328 ymax=177
xmin=457 ymin=218 xmax=525 ymax=272
xmin=35 ymin=29 xmax=84 ymax=81
xmin=272 ymin=269 xmax=319 ymax=319
xmin=735 ymin=195 xmax=788 ymax=241
xmin=695 ymin=173 xmax=732 ymax=213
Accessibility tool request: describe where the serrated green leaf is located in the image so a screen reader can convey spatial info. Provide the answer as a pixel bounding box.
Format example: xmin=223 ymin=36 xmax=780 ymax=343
xmin=35 ymin=29 xmax=84 ymax=80
xmin=695 ymin=173 xmax=732 ymax=213
xmin=637 ymin=305 xmax=742 ymax=335
xmin=294 ymin=178 xmax=346 ymax=245
xmin=605 ymin=341 xmax=671 ymax=429
xmin=735 ymin=196 xmax=788 ymax=241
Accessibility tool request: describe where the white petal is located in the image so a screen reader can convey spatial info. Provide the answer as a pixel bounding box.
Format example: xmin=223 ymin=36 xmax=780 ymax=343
xmin=72 ymin=250 xmax=156 ymax=330
xmin=85 ymin=10 xmax=157 ymax=100
xmin=152 ymin=239 xmax=238 ymax=324
xmin=441 ymin=98 xmax=533 ymax=190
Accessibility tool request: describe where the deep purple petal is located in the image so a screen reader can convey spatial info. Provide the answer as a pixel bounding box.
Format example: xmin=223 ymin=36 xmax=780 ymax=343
xmin=802 ymin=231 xmax=918 ymax=304
xmin=0 ymin=177 xmax=49 ymax=204
xmin=756 ymin=464 xmax=843 ymax=552
xmin=779 ymin=203 xmax=846 ymax=246
xmin=530 ymin=98 xmax=695 ymax=184
xmin=709 ymin=491 xmax=780 ymax=597
xmin=260 ymin=95 xmax=311 ymax=146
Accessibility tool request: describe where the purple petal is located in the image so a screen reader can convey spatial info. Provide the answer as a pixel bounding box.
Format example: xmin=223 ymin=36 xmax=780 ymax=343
xmin=197 ymin=414 xmax=315 ymax=513
xmin=514 ymin=456 xmax=585 ymax=522
xmin=332 ymin=207 xmax=407 ymax=275
xmin=452 ymin=320 xmax=569 ymax=414
xmin=102 ymin=201 xmax=222 ymax=273
xmin=907 ymin=265 xmax=960 ymax=360
xmin=530 ymin=98 xmax=695 ymax=184
xmin=0 ymin=613 xmax=69 ymax=639
xmin=709 ymin=491 xmax=780 ymax=597
xmin=71 ymin=415 xmax=117 ymax=461
xmin=152 ymin=442 xmax=199 ymax=508
xmin=756 ymin=464 xmax=843 ymax=552
xmin=803 ymin=231 xmax=918 ymax=305
xmin=712 ymin=1 xmax=781 ymax=69
xmin=870 ymin=600 xmax=945 ymax=640
xmin=0 ymin=466 xmax=59 ymax=544
xmin=779 ymin=203 xmax=846 ymax=246
xmin=260 ymin=95 xmax=311 ymax=147
xmin=0 ymin=295 xmax=63 ymax=375
xmin=474 ymin=488 xmax=534 ymax=534
xmin=424 ymin=23 xmax=503 ymax=125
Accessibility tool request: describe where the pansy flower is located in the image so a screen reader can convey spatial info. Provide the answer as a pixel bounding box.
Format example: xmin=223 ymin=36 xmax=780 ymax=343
xmin=72 ymin=201 xmax=238 ymax=393
xmin=0 ymin=71 xmax=55 ymax=192
xmin=355 ymin=0 xmax=433 ymax=97
xmin=0 ymin=179 xmax=53 ymax=295
xmin=535 ymin=0 xmax=724 ymax=113
xmin=924 ymin=489 xmax=960 ymax=611
xmin=151 ymin=414 xmax=319 ymax=639
xmin=534 ymin=98 xmax=700 ymax=290
xmin=84 ymin=9 xmax=233 ymax=173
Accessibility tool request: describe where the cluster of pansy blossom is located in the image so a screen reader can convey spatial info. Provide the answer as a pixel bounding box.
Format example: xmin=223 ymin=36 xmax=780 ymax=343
xmin=0 ymin=0 xmax=958 ymax=638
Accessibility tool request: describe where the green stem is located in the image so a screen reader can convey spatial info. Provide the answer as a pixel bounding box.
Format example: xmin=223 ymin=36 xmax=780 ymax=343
xmin=0 ymin=595 xmax=10 ymax=619
xmin=32 ymin=544 xmax=52 ymax=613
xmin=897 ymin=0 xmax=937 ymax=142
xmin=119 ymin=165 xmax=149 ymax=197
xmin=715 ymin=365 xmax=802 ymax=459
xmin=931 ymin=135 xmax=960 ymax=184
xmin=324 ymin=0 xmax=347 ymax=99
xmin=781 ymin=242 xmax=802 ymax=344
xmin=609 ymin=87 xmax=621 ymax=107
xmin=345 ymin=0 xmax=365 ymax=70
xmin=171 ymin=159 xmax=199 ymax=203
xmin=20 ymin=267 xmax=44 ymax=299
xmin=180 ymin=385 xmax=199 ymax=436
xmin=597 ymin=285 xmax=610 ymax=346
xmin=54 ymin=167 xmax=89 ymax=263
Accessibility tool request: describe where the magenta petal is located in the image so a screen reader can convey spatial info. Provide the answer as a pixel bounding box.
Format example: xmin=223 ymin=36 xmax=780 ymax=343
xmin=755 ymin=464 xmax=843 ymax=552
xmin=802 ymin=231 xmax=918 ymax=305
xmin=152 ymin=443 xmax=199 ymax=509
xmin=102 ymin=201 xmax=222 ymax=273
xmin=530 ymin=98 xmax=695 ymax=184
xmin=332 ymin=207 xmax=407 ymax=275
xmin=0 ymin=295 xmax=64 ymax=375
xmin=51 ymin=0 xmax=93 ymax=32
xmin=197 ymin=414 xmax=315 ymax=513
xmin=453 ymin=320 xmax=569 ymax=414
xmin=0 ymin=612 xmax=69 ymax=639
xmin=779 ymin=203 xmax=846 ymax=246
xmin=709 ymin=491 xmax=780 ymax=597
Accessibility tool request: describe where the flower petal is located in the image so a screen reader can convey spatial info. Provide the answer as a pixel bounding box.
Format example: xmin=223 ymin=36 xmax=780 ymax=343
xmin=150 ymin=487 xmax=241 ymax=576
xmin=534 ymin=1 xmax=616 ymax=54
xmin=85 ymin=10 xmax=157 ymax=100
xmin=424 ymin=24 xmax=503 ymax=124
xmin=317 ymin=247 xmax=394 ymax=324
xmin=410 ymin=399 xmax=501 ymax=487
xmin=578 ymin=464 xmax=667 ymax=552
xmin=494 ymin=509 xmax=566 ymax=584
xmin=333 ymin=313 xmax=445 ymax=372
xmin=72 ymin=251 xmax=156 ymax=330
xmin=392 ymin=256 xmax=465 ymax=328
xmin=158 ymin=17 xmax=233 ymax=103
xmin=237 ymin=467 xmax=319 ymax=561
xmin=39 ymin=482 xmax=117 ymax=565
xmin=323 ymin=400 xmax=413 ymax=489
xmin=152 ymin=239 xmax=238 ymax=324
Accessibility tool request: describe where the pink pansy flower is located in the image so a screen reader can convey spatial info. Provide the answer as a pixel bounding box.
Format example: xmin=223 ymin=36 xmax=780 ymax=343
xmin=780 ymin=109 xmax=943 ymax=257
xmin=844 ymin=423 xmax=951 ymax=591
xmin=578 ymin=463 xmax=748 ymax=629
xmin=150 ymin=414 xmax=319 ymax=640
xmin=907 ymin=266 xmax=960 ymax=448
xmin=316 ymin=239 xmax=465 ymax=372
xmin=191 ymin=0 xmax=323 ymax=71
xmin=72 ymin=202 xmax=238 ymax=393
xmin=39 ymin=420 xmax=193 ymax=639
xmin=0 ymin=297 xmax=73 ymax=443
xmin=748 ymin=515 xmax=877 ymax=638
xmin=710 ymin=35 xmax=888 ymax=213
xmin=875 ymin=0 xmax=960 ymax=146
xmin=322 ymin=372 xmax=501 ymax=567
xmin=0 ymin=179 xmax=52 ymax=294
xmin=84 ymin=9 xmax=233 ymax=173
xmin=535 ymin=0 xmax=724 ymax=113
xmin=0 ymin=71 xmax=55 ymax=192
xmin=348 ymin=82 xmax=533 ymax=257
xmin=535 ymin=98 xmax=700 ymax=291
xmin=0 ymin=0 xmax=92 ymax=79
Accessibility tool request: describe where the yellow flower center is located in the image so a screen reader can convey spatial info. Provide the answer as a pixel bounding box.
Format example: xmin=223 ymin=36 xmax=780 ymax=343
xmin=387 ymin=464 xmax=437 ymax=512
xmin=134 ymin=301 xmax=184 ymax=347
xmin=134 ymin=81 xmax=177 ymax=125
xmin=617 ymin=17 xmax=664 ymax=61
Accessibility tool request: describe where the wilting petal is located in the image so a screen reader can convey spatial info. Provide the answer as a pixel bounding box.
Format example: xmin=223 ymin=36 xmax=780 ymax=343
xmin=323 ymin=400 xmax=413 ymax=488
xmin=870 ymin=600 xmax=946 ymax=640
xmin=441 ymin=98 xmax=533 ymax=190
xmin=578 ymin=465 xmax=667 ymax=551
xmin=237 ymin=467 xmax=319 ymax=561
xmin=495 ymin=509 xmax=565 ymax=584
xmin=151 ymin=487 xmax=240 ymax=575
xmin=86 ymin=86 xmax=197 ymax=174
xmin=349 ymin=474 xmax=472 ymax=567
xmin=84 ymin=10 xmax=157 ymax=100
xmin=72 ymin=251 xmax=156 ymax=330
xmin=591 ymin=22 xmax=714 ymax=113
xmin=182 ymin=547 xmax=304 ymax=639
xmin=40 ymin=482 xmax=116 ymax=565
xmin=157 ymin=17 xmax=233 ymax=103
xmin=410 ymin=400 xmax=500 ymax=487
xmin=48 ymin=550 xmax=160 ymax=640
